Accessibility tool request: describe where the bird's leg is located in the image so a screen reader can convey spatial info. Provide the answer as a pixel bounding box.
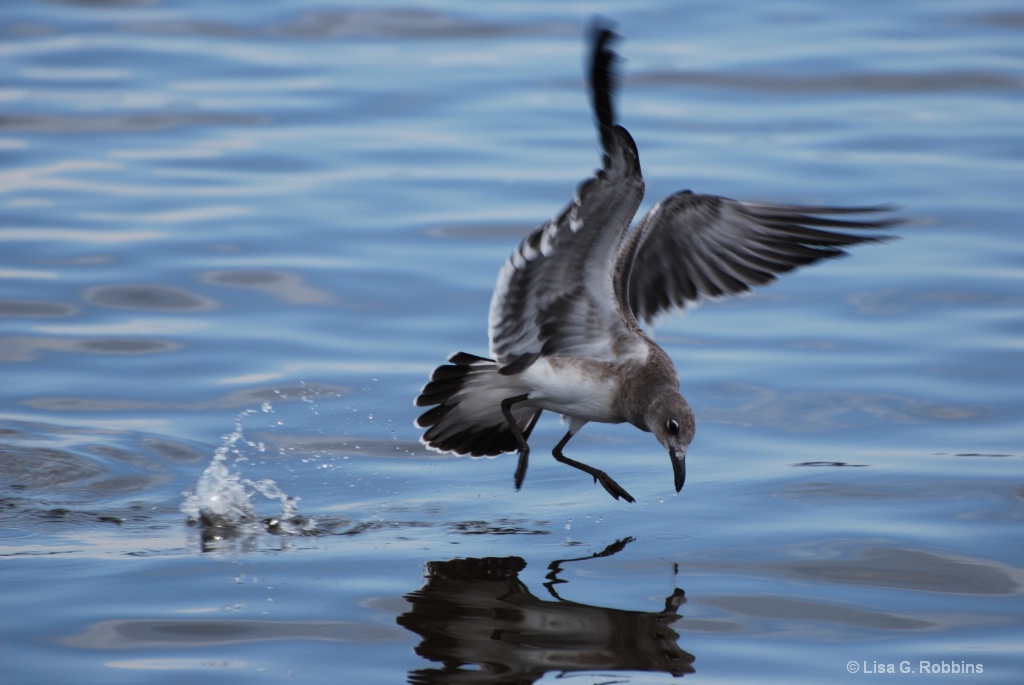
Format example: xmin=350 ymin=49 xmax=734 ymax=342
xmin=551 ymin=430 xmax=635 ymax=503
xmin=500 ymin=394 xmax=532 ymax=490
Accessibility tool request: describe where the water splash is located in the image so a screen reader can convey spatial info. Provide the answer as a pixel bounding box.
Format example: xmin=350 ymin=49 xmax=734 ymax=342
xmin=181 ymin=407 xmax=316 ymax=541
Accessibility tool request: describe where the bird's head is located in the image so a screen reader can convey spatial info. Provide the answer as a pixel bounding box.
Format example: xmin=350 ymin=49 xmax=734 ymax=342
xmin=649 ymin=393 xmax=695 ymax=493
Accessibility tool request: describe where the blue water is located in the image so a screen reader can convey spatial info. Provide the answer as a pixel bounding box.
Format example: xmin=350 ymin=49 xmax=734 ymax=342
xmin=2 ymin=2 xmax=1022 ymax=683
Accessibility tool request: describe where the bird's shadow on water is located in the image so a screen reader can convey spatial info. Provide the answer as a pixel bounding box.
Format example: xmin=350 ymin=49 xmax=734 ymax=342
xmin=62 ymin=535 xmax=696 ymax=684
xmin=398 ymin=537 xmax=696 ymax=684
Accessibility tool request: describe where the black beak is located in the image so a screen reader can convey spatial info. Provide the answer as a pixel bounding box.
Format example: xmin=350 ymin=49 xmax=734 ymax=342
xmin=670 ymin=448 xmax=686 ymax=492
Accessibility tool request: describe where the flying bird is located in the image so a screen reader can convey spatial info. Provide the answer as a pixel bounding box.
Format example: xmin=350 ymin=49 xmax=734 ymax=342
xmin=414 ymin=23 xmax=897 ymax=502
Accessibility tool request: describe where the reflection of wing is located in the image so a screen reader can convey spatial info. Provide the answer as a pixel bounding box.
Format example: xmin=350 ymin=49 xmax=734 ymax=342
xmin=619 ymin=191 xmax=897 ymax=325
xmin=487 ymin=27 xmax=646 ymax=372
xmin=398 ymin=555 xmax=694 ymax=683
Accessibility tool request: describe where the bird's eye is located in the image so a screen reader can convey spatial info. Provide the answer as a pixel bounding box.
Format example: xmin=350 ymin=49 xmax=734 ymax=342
xmin=666 ymin=419 xmax=680 ymax=434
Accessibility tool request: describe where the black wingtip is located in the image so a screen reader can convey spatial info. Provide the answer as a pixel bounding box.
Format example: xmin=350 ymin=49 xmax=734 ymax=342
xmin=588 ymin=16 xmax=620 ymax=157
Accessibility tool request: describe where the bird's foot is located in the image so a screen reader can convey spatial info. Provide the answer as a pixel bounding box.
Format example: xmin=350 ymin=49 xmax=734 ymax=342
xmin=513 ymin=447 xmax=530 ymax=491
xmin=593 ymin=471 xmax=635 ymax=503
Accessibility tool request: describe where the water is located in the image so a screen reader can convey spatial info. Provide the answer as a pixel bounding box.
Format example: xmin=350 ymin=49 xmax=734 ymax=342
xmin=2 ymin=1 xmax=1022 ymax=683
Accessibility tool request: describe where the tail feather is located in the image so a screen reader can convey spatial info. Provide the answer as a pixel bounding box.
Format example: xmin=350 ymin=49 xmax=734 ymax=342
xmin=415 ymin=352 xmax=541 ymax=457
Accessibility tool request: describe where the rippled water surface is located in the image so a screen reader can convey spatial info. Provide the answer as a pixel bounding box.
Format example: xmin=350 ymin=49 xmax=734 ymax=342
xmin=2 ymin=2 xmax=1023 ymax=683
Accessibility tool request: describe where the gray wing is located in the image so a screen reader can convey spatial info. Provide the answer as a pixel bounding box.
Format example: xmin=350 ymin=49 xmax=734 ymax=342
xmin=617 ymin=190 xmax=898 ymax=326
xmin=488 ymin=26 xmax=646 ymax=372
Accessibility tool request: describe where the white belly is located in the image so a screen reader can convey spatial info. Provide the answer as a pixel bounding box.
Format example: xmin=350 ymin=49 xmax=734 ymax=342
xmin=518 ymin=356 xmax=625 ymax=424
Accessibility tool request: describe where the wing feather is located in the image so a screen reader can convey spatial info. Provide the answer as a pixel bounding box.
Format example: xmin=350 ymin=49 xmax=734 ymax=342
xmin=488 ymin=24 xmax=647 ymax=369
xmin=618 ymin=191 xmax=899 ymax=324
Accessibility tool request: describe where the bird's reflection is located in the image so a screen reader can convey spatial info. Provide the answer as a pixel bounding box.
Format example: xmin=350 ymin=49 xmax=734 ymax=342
xmin=398 ymin=538 xmax=694 ymax=684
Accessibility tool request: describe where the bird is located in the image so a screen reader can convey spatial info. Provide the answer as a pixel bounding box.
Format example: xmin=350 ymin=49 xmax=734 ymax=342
xmin=414 ymin=21 xmax=897 ymax=503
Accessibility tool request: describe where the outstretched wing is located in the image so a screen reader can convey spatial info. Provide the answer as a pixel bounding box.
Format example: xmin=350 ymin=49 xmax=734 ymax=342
xmin=488 ymin=24 xmax=646 ymax=373
xmin=615 ymin=191 xmax=899 ymax=326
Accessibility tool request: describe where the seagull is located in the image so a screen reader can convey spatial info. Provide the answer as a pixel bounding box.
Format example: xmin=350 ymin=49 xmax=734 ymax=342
xmin=414 ymin=22 xmax=897 ymax=503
